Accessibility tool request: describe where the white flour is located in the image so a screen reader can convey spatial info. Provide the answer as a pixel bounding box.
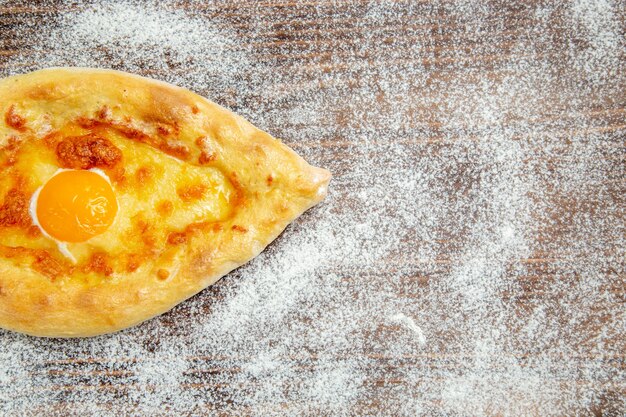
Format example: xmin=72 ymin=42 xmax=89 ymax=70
xmin=0 ymin=0 xmax=624 ymax=415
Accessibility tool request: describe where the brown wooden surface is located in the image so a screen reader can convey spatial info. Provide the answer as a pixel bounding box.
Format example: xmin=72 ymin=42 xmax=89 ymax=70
xmin=0 ymin=0 xmax=624 ymax=416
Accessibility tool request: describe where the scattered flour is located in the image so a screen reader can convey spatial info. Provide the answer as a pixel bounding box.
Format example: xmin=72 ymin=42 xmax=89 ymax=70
xmin=389 ymin=314 xmax=427 ymax=346
xmin=0 ymin=0 xmax=624 ymax=415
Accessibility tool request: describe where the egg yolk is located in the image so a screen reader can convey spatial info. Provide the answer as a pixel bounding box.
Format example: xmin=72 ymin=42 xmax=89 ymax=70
xmin=36 ymin=170 xmax=118 ymax=243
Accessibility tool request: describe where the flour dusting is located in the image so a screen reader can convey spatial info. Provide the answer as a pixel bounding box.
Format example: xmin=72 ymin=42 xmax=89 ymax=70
xmin=0 ymin=0 xmax=624 ymax=415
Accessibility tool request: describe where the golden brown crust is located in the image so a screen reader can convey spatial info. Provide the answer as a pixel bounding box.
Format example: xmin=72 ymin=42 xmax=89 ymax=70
xmin=0 ymin=68 xmax=330 ymax=337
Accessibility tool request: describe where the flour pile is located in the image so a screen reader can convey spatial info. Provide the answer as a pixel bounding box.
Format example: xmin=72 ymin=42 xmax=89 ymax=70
xmin=0 ymin=0 xmax=624 ymax=415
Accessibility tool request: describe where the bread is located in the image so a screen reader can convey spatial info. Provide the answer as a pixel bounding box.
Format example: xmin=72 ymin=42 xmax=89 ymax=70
xmin=0 ymin=68 xmax=330 ymax=337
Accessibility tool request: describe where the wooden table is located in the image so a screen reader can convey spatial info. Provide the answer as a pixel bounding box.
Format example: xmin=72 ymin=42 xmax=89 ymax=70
xmin=0 ymin=1 xmax=624 ymax=415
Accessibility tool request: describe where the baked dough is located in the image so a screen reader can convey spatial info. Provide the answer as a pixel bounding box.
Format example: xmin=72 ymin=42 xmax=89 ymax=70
xmin=0 ymin=68 xmax=330 ymax=337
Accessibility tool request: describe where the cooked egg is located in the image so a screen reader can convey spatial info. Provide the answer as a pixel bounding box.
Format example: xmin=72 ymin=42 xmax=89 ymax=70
xmin=30 ymin=169 xmax=118 ymax=259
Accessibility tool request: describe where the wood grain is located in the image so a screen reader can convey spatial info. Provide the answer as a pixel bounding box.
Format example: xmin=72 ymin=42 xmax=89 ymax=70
xmin=0 ymin=0 xmax=624 ymax=415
